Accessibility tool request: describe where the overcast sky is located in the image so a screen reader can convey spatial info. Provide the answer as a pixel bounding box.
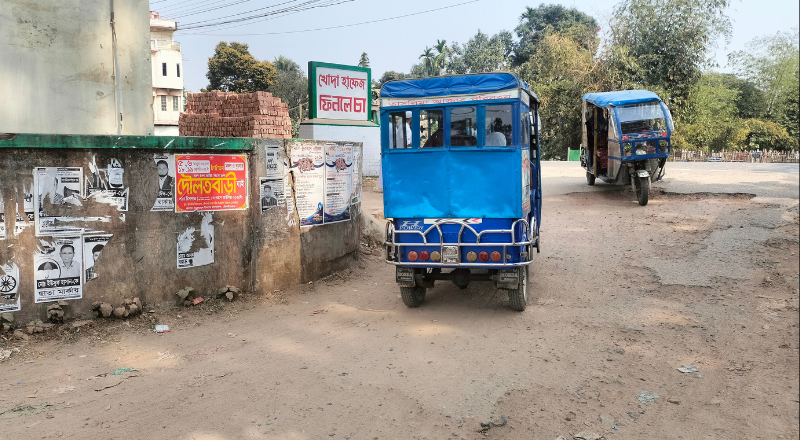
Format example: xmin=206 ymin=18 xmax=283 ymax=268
xmin=153 ymin=0 xmax=800 ymax=92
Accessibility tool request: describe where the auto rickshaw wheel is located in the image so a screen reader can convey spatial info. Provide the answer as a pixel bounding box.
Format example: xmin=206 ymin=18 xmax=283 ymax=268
xmin=505 ymin=266 xmax=529 ymax=311
xmin=635 ymin=175 xmax=650 ymax=206
xmin=586 ymin=171 xmax=596 ymax=186
xmin=400 ymin=286 xmax=426 ymax=308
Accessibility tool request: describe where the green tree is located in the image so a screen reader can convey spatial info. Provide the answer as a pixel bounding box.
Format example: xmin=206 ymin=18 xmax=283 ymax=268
xmin=461 ymin=30 xmax=510 ymax=73
xmin=268 ymin=55 xmax=307 ymax=137
xmin=434 ymin=40 xmax=449 ymax=75
xmin=376 ymin=71 xmax=407 ymax=86
xmin=419 ymin=47 xmax=436 ymax=77
xmin=358 ymin=52 xmax=370 ymax=68
xmin=608 ymin=0 xmax=732 ymax=114
xmin=514 ymin=4 xmax=599 ymax=66
xmin=205 ymin=42 xmax=276 ymax=93
xmin=677 ymin=73 xmax=740 ymax=152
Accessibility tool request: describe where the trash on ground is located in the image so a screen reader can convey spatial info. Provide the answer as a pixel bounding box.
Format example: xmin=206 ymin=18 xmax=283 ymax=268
xmin=154 ymin=325 xmax=170 ymax=333
xmin=112 ymin=367 xmax=136 ymax=375
xmin=192 ymin=297 xmax=204 ymax=305
xmin=677 ymin=365 xmax=699 ymax=373
xmin=637 ymin=391 xmax=660 ymax=405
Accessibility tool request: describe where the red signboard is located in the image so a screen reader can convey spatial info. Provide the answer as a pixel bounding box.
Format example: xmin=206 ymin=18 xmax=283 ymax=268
xmin=175 ymin=154 xmax=248 ymax=212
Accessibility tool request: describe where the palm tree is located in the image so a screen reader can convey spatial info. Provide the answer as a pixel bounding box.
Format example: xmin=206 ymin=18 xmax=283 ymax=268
xmin=273 ymin=55 xmax=301 ymax=74
xmin=419 ymin=47 xmax=435 ymax=77
xmin=434 ymin=39 xmax=449 ymax=75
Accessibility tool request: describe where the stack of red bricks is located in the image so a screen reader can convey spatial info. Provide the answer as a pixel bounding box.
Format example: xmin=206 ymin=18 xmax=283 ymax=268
xmin=179 ymin=91 xmax=292 ymax=138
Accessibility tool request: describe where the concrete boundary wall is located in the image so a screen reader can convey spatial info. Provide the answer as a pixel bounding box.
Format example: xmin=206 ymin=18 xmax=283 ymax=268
xmin=0 ymin=134 xmax=361 ymax=325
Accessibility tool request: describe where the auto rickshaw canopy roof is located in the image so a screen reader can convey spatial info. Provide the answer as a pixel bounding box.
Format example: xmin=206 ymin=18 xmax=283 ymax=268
xmin=381 ymin=72 xmax=538 ymax=102
xmin=582 ymin=90 xmax=662 ymax=107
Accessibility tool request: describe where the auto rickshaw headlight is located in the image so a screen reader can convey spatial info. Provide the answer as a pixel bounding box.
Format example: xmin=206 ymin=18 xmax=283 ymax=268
xmin=430 ymin=251 xmax=441 ymax=262
xmin=408 ymin=251 xmax=418 ymax=262
xmin=466 ymin=251 xmax=478 ymax=262
xmin=490 ymin=251 xmax=502 ymax=262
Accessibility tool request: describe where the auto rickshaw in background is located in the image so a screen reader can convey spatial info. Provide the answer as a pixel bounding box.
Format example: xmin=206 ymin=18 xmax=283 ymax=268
xmin=580 ymin=90 xmax=674 ymax=206
xmin=380 ymin=73 xmax=542 ymax=311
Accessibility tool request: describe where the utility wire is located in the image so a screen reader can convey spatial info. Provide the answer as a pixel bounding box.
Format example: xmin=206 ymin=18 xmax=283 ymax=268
xmin=180 ymin=0 xmax=480 ymax=36
xmin=177 ymin=0 xmax=310 ymax=25
xmin=178 ymin=0 xmax=355 ymax=30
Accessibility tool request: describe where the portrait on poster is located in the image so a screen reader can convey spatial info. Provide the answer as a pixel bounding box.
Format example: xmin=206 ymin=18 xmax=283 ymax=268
xmin=177 ymin=213 xmax=214 ymax=269
xmin=34 ymin=236 xmax=83 ymax=303
xmin=152 ymin=154 xmax=176 ymax=212
xmin=83 ymin=234 xmax=112 ymax=282
xmin=34 ymin=167 xmax=86 ymax=237
xmin=260 ymin=178 xmax=283 ymax=212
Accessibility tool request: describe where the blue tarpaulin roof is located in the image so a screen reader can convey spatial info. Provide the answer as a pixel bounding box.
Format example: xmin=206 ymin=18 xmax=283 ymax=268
xmin=582 ymin=90 xmax=662 ymax=107
xmin=381 ymin=73 xmax=537 ymax=101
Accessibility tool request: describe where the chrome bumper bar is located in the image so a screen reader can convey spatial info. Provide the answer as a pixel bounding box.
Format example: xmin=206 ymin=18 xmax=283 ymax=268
xmin=384 ymin=218 xmax=537 ymax=267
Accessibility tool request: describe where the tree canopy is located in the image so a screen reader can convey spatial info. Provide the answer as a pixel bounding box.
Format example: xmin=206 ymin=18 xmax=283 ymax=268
xmin=205 ymin=42 xmax=276 ymax=93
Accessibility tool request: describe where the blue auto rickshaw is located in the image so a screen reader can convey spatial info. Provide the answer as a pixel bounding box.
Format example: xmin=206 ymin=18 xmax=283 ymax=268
xmin=380 ymin=73 xmax=541 ymax=311
xmin=580 ymin=90 xmax=674 ymax=206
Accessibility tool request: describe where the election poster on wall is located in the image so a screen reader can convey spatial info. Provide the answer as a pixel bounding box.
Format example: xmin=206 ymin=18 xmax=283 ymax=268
xmin=323 ymin=143 xmax=352 ymax=223
xmin=290 ymin=142 xmax=325 ymax=226
xmin=86 ymin=157 xmax=129 ymax=212
xmin=15 ymin=185 xmax=35 ymax=236
xmin=177 ymin=212 xmax=214 ymax=269
xmin=83 ymin=234 xmax=112 ymax=282
xmin=174 ymin=154 xmax=248 ymax=212
xmin=0 ymin=261 xmax=21 ymax=313
xmin=34 ymin=236 xmax=82 ymax=303
xmin=308 ymin=62 xmax=371 ymax=122
xmin=152 ymin=154 xmax=176 ymax=212
xmin=34 ymin=167 xmax=95 ymax=237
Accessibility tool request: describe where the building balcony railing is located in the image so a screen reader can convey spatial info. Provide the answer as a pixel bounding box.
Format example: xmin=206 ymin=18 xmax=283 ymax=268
xmin=151 ymin=39 xmax=181 ymax=52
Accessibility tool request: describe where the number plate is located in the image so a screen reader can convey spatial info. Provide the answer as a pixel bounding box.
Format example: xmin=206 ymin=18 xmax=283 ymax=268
xmin=497 ymin=269 xmax=519 ymax=288
xmin=396 ymin=267 xmax=414 ymax=286
xmin=442 ymin=246 xmax=459 ymax=264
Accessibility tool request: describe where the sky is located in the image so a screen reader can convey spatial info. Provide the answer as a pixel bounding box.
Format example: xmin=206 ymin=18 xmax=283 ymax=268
xmin=150 ymin=0 xmax=800 ymax=92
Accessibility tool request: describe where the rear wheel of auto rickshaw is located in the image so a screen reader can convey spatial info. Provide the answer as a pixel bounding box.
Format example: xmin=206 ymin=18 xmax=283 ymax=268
xmin=505 ymin=266 xmax=529 ymax=311
xmin=586 ymin=171 xmax=596 ymax=186
xmin=635 ymin=175 xmax=650 ymax=206
xmin=400 ymin=286 xmax=426 ymax=308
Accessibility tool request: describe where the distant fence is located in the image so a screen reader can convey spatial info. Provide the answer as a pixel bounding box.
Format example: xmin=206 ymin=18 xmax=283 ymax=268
xmin=669 ymin=149 xmax=800 ymax=163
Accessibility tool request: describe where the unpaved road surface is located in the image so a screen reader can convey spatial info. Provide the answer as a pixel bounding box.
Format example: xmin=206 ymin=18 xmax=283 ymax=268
xmin=1 ymin=162 xmax=798 ymax=440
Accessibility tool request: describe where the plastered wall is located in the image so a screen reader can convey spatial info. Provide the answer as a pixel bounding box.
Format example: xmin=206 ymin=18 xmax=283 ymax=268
xmin=0 ymin=135 xmax=362 ymax=325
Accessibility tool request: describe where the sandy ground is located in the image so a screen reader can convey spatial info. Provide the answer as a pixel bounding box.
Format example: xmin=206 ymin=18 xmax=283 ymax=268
xmin=1 ymin=162 xmax=798 ymax=440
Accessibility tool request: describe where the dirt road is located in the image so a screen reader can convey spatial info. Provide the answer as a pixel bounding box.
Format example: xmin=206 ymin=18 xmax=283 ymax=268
xmin=1 ymin=162 xmax=798 ymax=440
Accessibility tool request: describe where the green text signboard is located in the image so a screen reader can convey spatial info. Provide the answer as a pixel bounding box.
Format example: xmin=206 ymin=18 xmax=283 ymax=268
xmin=308 ymin=62 xmax=371 ymax=122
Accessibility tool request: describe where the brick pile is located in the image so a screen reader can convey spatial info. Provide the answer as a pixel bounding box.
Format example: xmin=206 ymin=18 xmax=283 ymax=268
xmin=179 ymin=91 xmax=291 ymax=138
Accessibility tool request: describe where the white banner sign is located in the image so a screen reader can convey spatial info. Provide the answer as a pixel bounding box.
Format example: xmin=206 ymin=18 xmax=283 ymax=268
xmin=315 ymin=66 xmax=370 ymax=121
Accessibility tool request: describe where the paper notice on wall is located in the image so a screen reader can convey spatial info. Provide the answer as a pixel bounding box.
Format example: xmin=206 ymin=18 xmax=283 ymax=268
xmin=260 ymin=178 xmax=283 ymax=212
xmin=86 ymin=157 xmax=129 ymax=211
xmin=0 ymin=262 xmax=21 ymax=313
xmin=14 ymin=185 xmax=35 ymax=236
xmin=34 ymin=167 xmax=96 ymax=237
xmin=152 ymin=154 xmax=176 ymax=212
xmin=83 ymin=234 xmax=111 ymax=282
xmin=177 ymin=212 xmax=214 ymax=269
xmin=284 ymin=157 xmax=296 ymax=226
xmin=323 ymin=143 xmax=352 ymax=224
xmin=0 ymin=198 xmax=5 ymax=240
xmin=291 ymin=142 xmax=325 ymax=226
xmin=34 ymin=236 xmax=82 ymax=303
xmin=265 ymin=145 xmax=284 ymax=179
xmin=175 ymin=154 xmax=248 ymax=212
xmin=350 ymin=145 xmax=362 ymax=205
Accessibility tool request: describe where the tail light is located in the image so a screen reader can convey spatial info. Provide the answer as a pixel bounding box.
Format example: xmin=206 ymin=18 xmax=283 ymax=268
xmin=478 ymin=251 xmax=489 ymax=262
xmin=466 ymin=251 xmax=478 ymax=262
xmin=622 ymin=136 xmax=628 ymax=141
xmin=430 ymin=251 xmax=441 ymax=262
xmin=419 ymin=251 xmax=430 ymax=261
xmin=408 ymin=251 xmax=418 ymax=262
xmin=490 ymin=251 xmax=502 ymax=262
xmin=661 ymin=132 xmax=667 ymax=137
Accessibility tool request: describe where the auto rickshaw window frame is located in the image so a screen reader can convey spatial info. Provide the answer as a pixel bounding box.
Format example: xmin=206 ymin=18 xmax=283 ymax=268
xmin=448 ymin=106 xmax=479 ymax=148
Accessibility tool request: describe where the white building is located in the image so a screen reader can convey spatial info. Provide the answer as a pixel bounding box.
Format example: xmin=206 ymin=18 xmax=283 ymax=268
xmin=150 ymin=11 xmax=183 ymax=136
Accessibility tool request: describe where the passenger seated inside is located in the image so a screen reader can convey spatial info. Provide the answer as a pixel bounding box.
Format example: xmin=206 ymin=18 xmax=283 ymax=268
xmin=485 ymin=131 xmax=507 ymax=146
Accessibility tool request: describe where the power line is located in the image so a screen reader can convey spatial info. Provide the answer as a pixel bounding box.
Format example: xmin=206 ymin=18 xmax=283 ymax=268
xmin=176 ymin=0 xmax=308 ymax=24
xmin=178 ymin=0 xmax=355 ymax=30
xmin=180 ymin=0 xmax=480 ymax=36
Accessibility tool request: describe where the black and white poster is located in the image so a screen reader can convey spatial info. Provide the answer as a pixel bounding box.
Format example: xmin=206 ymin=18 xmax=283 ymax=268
xmin=177 ymin=212 xmax=214 ymax=269
xmin=14 ymin=185 xmax=34 ymax=236
xmin=260 ymin=178 xmax=282 ymax=212
xmin=0 ymin=198 xmax=5 ymax=240
xmin=34 ymin=236 xmax=82 ymax=303
xmin=0 ymin=262 xmax=21 ymax=313
xmin=83 ymin=234 xmax=111 ymax=282
xmin=34 ymin=167 xmax=87 ymax=237
xmin=86 ymin=157 xmax=129 ymax=211
xmin=151 ymin=154 xmax=175 ymax=212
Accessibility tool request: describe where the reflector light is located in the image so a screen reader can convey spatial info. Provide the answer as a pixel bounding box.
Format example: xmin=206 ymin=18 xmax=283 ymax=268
xmin=466 ymin=251 xmax=478 ymax=262
xmin=478 ymin=251 xmax=489 ymax=262
xmin=408 ymin=251 xmax=418 ymax=262
xmin=419 ymin=251 xmax=430 ymax=261
xmin=430 ymin=251 xmax=441 ymax=262
xmin=490 ymin=251 xmax=502 ymax=262
xmin=661 ymin=132 xmax=667 ymax=137
xmin=622 ymin=136 xmax=628 ymax=141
